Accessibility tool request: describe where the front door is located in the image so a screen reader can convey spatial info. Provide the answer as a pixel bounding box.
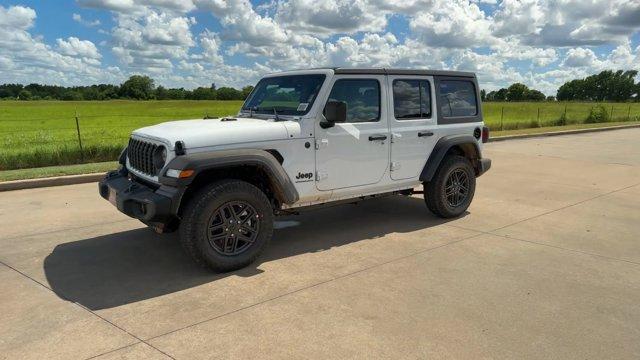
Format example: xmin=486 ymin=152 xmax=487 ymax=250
xmin=315 ymin=75 xmax=389 ymax=190
xmin=387 ymin=76 xmax=438 ymax=180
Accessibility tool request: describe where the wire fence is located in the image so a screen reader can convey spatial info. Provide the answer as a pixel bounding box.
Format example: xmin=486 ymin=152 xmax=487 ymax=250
xmin=483 ymin=103 xmax=640 ymax=131
xmin=0 ymin=112 xmax=218 ymax=170
xmin=1 ymin=103 xmax=639 ymax=170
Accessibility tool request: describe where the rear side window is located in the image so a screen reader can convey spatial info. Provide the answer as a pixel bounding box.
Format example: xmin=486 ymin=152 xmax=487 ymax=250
xmin=327 ymin=79 xmax=380 ymax=123
xmin=438 ymin=80 xmax=477 ymax=117
xmin=393 ymin=79 xmax=431 ymax=119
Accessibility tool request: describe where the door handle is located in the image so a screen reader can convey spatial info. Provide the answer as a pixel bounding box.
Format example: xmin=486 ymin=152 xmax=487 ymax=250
xmin=418 ymin=131 xmax=434 ymax=137
xmin=368 ymin=134 xmax=388 ymax=141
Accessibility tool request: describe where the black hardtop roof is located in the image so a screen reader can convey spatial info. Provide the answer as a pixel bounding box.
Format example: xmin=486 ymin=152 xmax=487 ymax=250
xmin=331 ymin=67 xmax=476 ymax=78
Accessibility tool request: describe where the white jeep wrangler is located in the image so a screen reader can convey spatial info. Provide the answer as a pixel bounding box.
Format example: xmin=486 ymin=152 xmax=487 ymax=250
xmin=100 ymin=68 xmax=491 ymax=272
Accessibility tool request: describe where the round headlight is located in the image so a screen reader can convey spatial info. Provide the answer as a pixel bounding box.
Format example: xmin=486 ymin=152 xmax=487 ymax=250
xmin=153 ymin=146 xmax=167 ymax=171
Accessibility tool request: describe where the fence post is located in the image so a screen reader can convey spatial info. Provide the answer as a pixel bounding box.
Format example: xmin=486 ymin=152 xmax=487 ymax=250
xmin=500 ymin=106 xmax=504 ymax=131
xmin=537 ymin=107 xmax=540 ymax=124
xmin=75 ymin=110 xmax=84 ymax=161
xmin=563 ymin=104 xmax=567 ymax=121
xmin=628 ymin=105 xmax=632 ymax=121
xmin=611 ymin=105 xmax=614 ymax=120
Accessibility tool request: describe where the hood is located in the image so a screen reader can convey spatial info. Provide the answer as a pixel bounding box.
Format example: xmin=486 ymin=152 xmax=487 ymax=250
xmin=132 ymin=117 xmax=290 ymax=150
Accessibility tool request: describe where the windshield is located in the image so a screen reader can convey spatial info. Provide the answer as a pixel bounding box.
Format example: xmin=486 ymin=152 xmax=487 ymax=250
xmin=242 ymin=74 xmax=326 ymax=116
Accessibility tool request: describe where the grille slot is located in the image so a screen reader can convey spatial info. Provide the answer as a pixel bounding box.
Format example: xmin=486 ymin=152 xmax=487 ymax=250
xmin=128 ymin=138 xmax=159 ymax=176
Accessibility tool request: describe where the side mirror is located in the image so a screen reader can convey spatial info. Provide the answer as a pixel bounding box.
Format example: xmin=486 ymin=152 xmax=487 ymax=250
xmin=321 ymin=100 xmax=347 ymax=128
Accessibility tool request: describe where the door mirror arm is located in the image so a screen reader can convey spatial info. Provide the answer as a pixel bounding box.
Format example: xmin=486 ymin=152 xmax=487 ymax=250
xmin=319 ymin=117 xmax=334 ymax=129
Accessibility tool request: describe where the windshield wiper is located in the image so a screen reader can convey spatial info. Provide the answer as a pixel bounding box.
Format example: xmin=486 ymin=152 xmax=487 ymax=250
xmin=254 ymin=106 xmax=285 ymax=121
xmin=272 ymin=107 xmax=281 ymax=121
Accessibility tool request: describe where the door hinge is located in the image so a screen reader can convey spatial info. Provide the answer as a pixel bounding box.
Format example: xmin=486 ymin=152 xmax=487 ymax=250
xmin=390 ymin=161 xmax=401 ymax=171
xmin=315 ymin=139 xmax=329 ymax=150
xmin=316 ymin=171 xmax=328 ymax=181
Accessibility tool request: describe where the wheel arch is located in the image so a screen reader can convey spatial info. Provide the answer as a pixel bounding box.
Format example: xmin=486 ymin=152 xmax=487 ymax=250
xmin=160 ymin=149 xmax=299 ymax=216
xmin=420 ymin=135 xmax=482 ymax=182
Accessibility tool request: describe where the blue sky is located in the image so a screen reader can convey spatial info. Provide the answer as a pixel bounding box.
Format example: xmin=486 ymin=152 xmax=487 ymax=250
xmin=1 ymin=0 xmax=639 ymax=95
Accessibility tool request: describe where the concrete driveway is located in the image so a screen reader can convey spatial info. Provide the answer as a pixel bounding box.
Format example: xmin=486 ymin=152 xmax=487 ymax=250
xmin=1 ymin=128 xmax=639 ymax=359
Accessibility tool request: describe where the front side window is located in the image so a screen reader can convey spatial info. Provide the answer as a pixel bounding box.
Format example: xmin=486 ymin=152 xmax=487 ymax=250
xmin=326 ymin=79 xmax=380 ymax=123
xmin=393 ymin=79 xmax=432 ymax=119
xmin=242 ymin=74 xmax=326 ymax=115
xmin=438 ymin=80 xmax=478 ymax=117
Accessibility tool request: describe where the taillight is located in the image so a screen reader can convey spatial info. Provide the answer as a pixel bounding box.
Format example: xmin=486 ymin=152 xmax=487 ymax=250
xmin=482 ymin=126 xmax=489 ymax=143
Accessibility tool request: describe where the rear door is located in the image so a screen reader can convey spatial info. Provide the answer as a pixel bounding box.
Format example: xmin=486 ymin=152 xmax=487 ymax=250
xmin=315 ymin=75 xmax=389 ymax=190
xmin=387 ymin=76 xmax=437 ymax=180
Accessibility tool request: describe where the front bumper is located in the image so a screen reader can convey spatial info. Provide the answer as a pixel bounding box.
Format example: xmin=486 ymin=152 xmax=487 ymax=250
xmin=477 ymin=158 xmax=492 ymax=177
xmin=98 ymin=169 xmax=181 ymax=224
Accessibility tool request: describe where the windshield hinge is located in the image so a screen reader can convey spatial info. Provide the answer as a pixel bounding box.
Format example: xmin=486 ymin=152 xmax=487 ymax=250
xmin=315 ymin=139 xmax=329 ymax=150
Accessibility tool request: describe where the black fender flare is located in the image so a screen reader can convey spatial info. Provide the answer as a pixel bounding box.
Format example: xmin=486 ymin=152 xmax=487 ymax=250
xmin=160 ymin=149 xmax=299 ymax=205
xmin=419 ymin=135 xmax=481 ymax=182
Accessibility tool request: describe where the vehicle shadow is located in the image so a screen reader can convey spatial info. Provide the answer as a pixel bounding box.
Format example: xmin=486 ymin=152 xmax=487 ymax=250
xmin=44 ymin=195 xmax=465 ymax=310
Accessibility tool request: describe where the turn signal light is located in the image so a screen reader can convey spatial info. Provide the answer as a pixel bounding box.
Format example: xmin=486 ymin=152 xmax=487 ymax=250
xmin=179 ymin=169 xmax=195 ymax=178
xmin=166 ymin=169 xmax=195 ymax=178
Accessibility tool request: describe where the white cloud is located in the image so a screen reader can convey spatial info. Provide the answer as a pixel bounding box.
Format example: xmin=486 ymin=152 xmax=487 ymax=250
xmin=57 ymin=37 xmax=102 ymax=59
xmin=409 ymin=0 xmax=495 ymax=48
xmin=198 ymin=0 xmax=289 ymax=46
xmin=491 ymin=39 xmax=558 ymax=66
xmin=0 ymin=5 xmax=120 ymax=86
xmin=3 ymin=0 xmax=640 ymax=93
xmin=141 ymin=0 xmax=196 ymax=13
xmin=142 ymin=13 xmax=195 ymax=46
xmin=450 ymin=50 xmax=525 ymax=89
xmin=492 ymin=0 xmax=545 ymax=37
xmin=275 ymin=0 xmax=388 ymax=35
xmin=0 ymin=5 xmax=36 ymax=30
xmin=110 ymin=10 xmax=197 ymax=73
xmin=197 ymin=30 xmax=224 ymax=65
xmin=563 ymin=47 xmax=598 ymax=67
xmin=79 ymin=0 xmax=196 ymax=14
xmin=78 ymin=0 xmax=138 ymax=12
xmin=519 ymin=0 xmax=640 ymax=47
xmin=72 ymin=13 xmax=101 ymax=27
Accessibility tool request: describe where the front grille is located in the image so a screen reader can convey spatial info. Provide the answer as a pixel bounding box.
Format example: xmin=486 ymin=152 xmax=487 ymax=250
xmin=127 ymin=138 xmax=159 ymax=176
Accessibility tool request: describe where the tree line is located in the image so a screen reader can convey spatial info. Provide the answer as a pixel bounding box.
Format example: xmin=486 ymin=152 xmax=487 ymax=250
xmin=484 ymin=70 xmax=639 ymax=102
xmin=556 ymin=70 xmax=638 ymax=101
xmin=0 ymin=75 xmax=254 ymax=101
xmin=2 ymin=70 xmax=639 ymax=102
xmin=482 ymin=83 xmax=548 ymax=102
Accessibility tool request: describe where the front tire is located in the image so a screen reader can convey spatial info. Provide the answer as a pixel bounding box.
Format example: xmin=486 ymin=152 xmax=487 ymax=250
xmin=179 ymin=180 xmax=274 ymax=272
xmin=424 ymin=155 xmax=476 ymax=218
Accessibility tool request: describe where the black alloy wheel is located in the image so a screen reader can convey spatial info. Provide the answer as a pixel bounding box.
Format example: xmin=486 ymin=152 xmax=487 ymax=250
xmin=207 ymin=201 xmax=260 ymax=256
xmin=444 ymin=168 xmax=470 ymax=207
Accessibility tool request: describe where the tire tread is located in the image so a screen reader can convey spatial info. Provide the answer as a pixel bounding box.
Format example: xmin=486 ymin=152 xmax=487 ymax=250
xmin=424 ymin=155 xmax=476 ymax=218
xmin=179 ymin=180 xmax=273 ymax=272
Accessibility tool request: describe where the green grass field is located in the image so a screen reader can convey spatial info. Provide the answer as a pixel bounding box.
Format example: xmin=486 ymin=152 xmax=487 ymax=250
xmin=1 ymin=100 xmax=639 ymax=170
xmin=483 ymin=102 xmax=640 ymax=130
xmin=0 ymin=100 xmax=243 ymax=170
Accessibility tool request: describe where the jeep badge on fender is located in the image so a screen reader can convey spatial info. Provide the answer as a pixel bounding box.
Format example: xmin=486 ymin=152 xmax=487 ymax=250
xmin=99 ymin=68 xmax=491 ymax=272
xmin=295 ymin=172 xmax=313 ymax=182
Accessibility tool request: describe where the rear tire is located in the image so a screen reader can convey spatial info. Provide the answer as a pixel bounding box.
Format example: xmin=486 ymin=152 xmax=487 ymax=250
xmin=179 ymin=180 xmax=274 ymax=272
xmin=424 ymin=155 xmax=476 ymax=218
